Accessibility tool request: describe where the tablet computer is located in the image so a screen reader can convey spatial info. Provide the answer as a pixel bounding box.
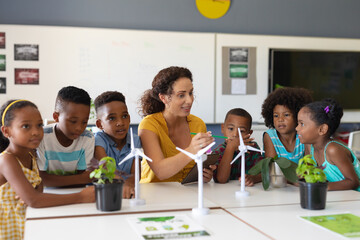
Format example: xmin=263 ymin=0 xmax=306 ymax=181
xmin=181 ymin=153 xmax=220 ymax=185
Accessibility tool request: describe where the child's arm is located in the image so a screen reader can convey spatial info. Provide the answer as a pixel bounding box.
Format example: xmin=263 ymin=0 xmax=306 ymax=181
xmin=94 ymin=145 xmax=135 ymax=199
xmin=216 ymin=137 xmax=239 ymax=183
xmin=39 ymin=170 xmax=92 ymax=187
xmin=0 ymin=155 xmax=94 ymax=208
xmin=326 ymin=143 xmax=360 ymax=191
xmin=263 ymin=132 xmax=277 ymax=158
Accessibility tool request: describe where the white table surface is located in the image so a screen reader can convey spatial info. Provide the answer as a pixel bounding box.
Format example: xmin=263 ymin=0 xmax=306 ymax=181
xmin=226 ymin=201 xmax=360 ymax=240
xmin=26 ymin=182 xmax=218 ymax=220
xmin=25 ymin=209 xmax=270 ymax=240
xmin=183 ymin=180 xmax=360 ymax=208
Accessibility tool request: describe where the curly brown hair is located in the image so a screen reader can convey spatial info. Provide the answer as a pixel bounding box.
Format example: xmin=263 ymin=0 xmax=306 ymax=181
xmin=139 ymin=66 xmax=193 ymax=116
xmin=261 ymin=87 xmax=313 ymax=128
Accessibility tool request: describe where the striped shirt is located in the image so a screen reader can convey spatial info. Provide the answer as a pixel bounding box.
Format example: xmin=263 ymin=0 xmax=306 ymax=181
xmin=213 ymin=141 xmax=263 ymax=182
xmin=265 ymin=128 xmax=304 ymax=164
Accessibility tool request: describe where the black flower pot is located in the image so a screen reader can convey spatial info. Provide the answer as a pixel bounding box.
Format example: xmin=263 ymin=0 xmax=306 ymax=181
xmin=299 ymin=180 xmax=328 ymax=210
xmin=94 ymin=180 xmax=123 ymax=211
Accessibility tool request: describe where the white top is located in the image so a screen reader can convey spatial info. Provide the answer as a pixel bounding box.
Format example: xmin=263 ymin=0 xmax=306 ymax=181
xmin=37 ymin=123 xmax=95 ymax=174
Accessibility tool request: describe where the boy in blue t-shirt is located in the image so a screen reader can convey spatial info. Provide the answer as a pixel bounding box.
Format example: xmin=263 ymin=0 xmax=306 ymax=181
xmin=37 ymin=86 xmax=95 ymax=187
xmin=94 ymin=91 xmax=140 ymax=199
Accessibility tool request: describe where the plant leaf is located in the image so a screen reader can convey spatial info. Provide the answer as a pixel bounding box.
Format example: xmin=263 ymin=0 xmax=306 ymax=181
xmin=280 ymin=163 xmax=298 ymax=183
xmin=275 ymin=157 xmax=291 ymax=169
xmin=261 ymin=157 xmax=272 ymax=190
xmin=248 ymin=158 xmax=266 ymax=175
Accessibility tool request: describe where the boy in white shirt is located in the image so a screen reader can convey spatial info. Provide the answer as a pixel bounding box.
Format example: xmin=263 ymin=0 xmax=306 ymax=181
xmin=37 ymin=86 xmax=95 ymax=187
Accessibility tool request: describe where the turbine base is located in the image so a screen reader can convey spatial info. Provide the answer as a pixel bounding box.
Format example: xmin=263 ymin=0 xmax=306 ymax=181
xmin=235 ymin=190 xmax=250 ymax=198
xmin=130 ymin=198 xmax=146 ymax=206
xmin=192 ymin=207 xmax=209 ymax=215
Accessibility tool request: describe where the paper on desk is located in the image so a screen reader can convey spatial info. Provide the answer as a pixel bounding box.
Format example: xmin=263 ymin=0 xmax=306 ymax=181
xmin=127 ymin=215 xmax=210 ymax=239
xmin=300 ymin=213 xmax=360 ymax=238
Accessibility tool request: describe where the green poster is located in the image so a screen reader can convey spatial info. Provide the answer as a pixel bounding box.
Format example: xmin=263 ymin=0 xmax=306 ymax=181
xmin=229 ymin=64 xmax=248 ymax=78
xmin=0 ymin=55 xmax=5 ymax=71
xmin=301 ymin=213 xmax=360 ymax=238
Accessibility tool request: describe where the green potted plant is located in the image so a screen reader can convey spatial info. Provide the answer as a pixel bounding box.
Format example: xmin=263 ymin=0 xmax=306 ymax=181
xmin=90 ymin=157 xmax=125 ymax=211
xmin=248 ymin=156 xmax=298 ymax=190
xmin=296 ymin=154 xmax=327 ymax=210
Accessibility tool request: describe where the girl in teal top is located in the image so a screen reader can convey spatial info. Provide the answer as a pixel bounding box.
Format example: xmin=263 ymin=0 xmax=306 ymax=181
xmin=297 ymin=98 xmax=360 ymax=191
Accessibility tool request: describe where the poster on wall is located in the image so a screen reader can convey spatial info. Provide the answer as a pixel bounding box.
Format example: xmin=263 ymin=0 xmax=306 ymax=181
xmin=0 ymin=55 xmax=5 ymax=71
xmin=14 ymin=44 xmax=39 ymax=61
xmin=0 ymin=33 xmax=5 ymax=49
xmin=0 ymin=78 xmax=6 ymax=94
xmin=222 ymin=46 xmax=257 ymax=95
xmin=15 ymin=68 xmax=39 ymax=84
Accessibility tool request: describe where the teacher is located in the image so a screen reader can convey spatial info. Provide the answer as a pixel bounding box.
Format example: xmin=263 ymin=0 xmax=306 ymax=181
xmin=139 ymin=66 xmax=215 ymax=183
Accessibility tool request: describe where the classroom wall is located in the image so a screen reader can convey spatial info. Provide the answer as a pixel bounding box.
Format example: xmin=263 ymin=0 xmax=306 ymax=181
xmin=1 ymin=0 xmax=360 ymax=137
xmin=1 ymin=0 xmax=360 ymax=39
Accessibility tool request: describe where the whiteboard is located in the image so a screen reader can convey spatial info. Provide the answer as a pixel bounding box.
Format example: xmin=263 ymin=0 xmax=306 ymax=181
xmin=0 ymin=25 xmax=215 ymax=123
xmin=216 ymin=34 xmax=360 ymax=123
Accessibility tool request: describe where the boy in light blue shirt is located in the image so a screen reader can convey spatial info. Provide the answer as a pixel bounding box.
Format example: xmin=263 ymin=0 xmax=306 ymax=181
xmin=94 ymin=91 xmax=140 ymax=198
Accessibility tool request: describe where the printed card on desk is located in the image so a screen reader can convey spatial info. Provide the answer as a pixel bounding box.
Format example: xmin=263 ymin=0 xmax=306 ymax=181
xmin=127 ymin=215 xmax=210 ymax=239
xmin=300 ymin=213 xmax=360 ymax=238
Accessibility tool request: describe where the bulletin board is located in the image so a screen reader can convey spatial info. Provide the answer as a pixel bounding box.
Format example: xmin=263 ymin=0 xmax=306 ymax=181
xmin=0 ymin=25 xmax=215 ymax=123
xmin=215 ymin=34 xmax=360 ymax=123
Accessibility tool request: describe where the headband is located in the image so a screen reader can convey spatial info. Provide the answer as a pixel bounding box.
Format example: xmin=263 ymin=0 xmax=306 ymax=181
xmin=1 ymin=99 xmax=28 ymax=126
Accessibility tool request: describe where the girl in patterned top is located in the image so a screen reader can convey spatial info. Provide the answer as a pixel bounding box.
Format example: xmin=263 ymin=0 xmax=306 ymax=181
xmin=261 ymin=87 xmax=313 ymax=163
xmin=0 ymin=100 xmax=95 ymax=239
xmin=296 ymin=99 xmax=360 ymax=191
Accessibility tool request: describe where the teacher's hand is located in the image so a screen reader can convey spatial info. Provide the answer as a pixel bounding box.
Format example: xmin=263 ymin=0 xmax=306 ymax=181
xmin=188 ymin=131 xmax=215 ymax=154
xmin=203 ymin=165 xmax=217 ymax=183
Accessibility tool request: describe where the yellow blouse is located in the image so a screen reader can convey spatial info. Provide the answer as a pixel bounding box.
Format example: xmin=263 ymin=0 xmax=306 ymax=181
xmin=0 ymin=152 xmax=42 ymax=240
xmin=139 ymin=112 xmax=207 ymax=183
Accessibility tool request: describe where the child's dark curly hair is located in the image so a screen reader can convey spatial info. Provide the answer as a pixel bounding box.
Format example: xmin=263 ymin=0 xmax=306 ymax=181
xmin=261 ymin=87 xmax=313 ymax=128
xmin=304 ymin=98 xmax=343 ymax=137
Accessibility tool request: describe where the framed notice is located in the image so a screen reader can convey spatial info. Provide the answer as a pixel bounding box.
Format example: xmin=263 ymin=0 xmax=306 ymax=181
xmin=0 ymin=33 xmax=5 ymax=49
xmin=0 ymin=78 xmax=6 ymax=94
xmin=222 ymin=47 xmax=257 ymax=95
xmin=15 ymin=68 xmax=39 ymax=84
xmin=0 ymin=55 xmax=5 ymax=71
xmin=14 ymin=44 xmax=39 ymax=61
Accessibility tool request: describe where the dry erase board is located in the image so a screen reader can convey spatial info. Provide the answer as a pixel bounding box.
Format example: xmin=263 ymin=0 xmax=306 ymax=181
xmin=0 ymin=25 xmax=215 ymax=123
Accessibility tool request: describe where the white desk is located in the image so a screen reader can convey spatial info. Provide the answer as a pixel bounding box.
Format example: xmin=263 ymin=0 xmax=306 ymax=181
xmin=25 ymin=209 xmax=270 ymax=240
xmin=184 ymin=181 xmax=360 ymax=208
xmin=26 ymin=182 xmax=218 ymax=220
xmin=226 ymin=201 xmax=360 ymax=240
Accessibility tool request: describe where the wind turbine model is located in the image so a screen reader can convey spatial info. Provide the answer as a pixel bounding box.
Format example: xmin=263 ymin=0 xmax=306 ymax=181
xmin=119 ymin=128 xmax=152 ymax=206
xmin=230 ymin=128 xmax=264 ymax=198
xmin=176 ymin=141 xmax=216 ymax=215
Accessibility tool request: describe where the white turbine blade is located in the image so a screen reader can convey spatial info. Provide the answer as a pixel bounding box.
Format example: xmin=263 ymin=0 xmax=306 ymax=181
xmin=130 ymin=127 xmax=134 ymax=150
xmin=119 ymin=152 xmax=134 ymax=165
xmin=197 ymin=141 xmax=216 ymax=156
xmin=238 ymin=128 xmax=245 ymax=148
xmin=136 ymin=149 xmax=153 ymax=162
xmin=230 ymin=151 xmax=242 ymax=165
xmin=246 ymin=145 xmax=264 ymax=153
xmin=176 ymin=147 xmax=196 ymax=160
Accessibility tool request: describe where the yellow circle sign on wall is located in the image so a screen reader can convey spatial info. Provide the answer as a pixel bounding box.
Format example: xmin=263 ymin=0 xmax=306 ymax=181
xmin=196 ymin=0 xmax=231 ymax=19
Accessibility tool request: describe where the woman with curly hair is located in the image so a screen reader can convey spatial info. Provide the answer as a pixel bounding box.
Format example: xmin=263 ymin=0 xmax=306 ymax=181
xmin=261 ymin=87 xmax=312 ymax=163
xmin=138 ymin=66 xmax=215 ymax=183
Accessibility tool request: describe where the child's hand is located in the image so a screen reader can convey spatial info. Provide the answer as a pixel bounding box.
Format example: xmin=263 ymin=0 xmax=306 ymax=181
xmin=226 ymin=136 xmax=240 ymax=150
xmin=239 ymin=174 xmax=256 ymax=187
xmin=122 ymin=182 xmax=135 ymax=199
xmin=242 ymin=134 xmax=255 ymax=146
xmin=203 ymin=165 xmax=217 ymax=183
xmin=80 ymin=186 xmax=95 ymax=203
